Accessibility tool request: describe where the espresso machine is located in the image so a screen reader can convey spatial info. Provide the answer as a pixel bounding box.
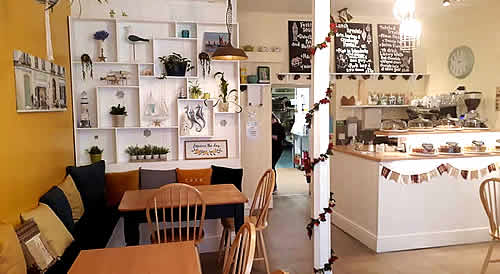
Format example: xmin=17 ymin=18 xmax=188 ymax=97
xmin=463 ymin=91 xmax=487 ymax=128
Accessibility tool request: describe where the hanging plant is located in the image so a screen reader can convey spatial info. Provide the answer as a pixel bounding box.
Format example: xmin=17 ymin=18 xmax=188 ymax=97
xmin=205 ymin=72 xmax=242 ymax=113
xmin=198 ymin=52 xmax=211 ymax=79
xmin=80 ymin=54 xmax=93 ymax=80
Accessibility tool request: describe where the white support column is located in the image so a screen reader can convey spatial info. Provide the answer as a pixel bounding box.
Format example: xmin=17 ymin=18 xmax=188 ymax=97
xmin=311 ymin=0 xmax=332 ymax=272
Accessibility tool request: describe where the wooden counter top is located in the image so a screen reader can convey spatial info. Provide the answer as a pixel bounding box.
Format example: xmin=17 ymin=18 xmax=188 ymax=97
xmin=332 ymin=145 xmax=500 ymax=162
xmin=375 ymin=129 xmax=500 ymax=137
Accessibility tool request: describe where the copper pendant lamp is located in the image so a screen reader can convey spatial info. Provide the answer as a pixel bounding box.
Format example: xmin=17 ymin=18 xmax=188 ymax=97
xmin=211 ymin=0 xmax=248 ymax=60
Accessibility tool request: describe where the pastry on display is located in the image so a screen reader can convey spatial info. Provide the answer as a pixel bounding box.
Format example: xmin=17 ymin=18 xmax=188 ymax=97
xmin=380 ymin=119 xmax=408 ymax=132
xmin=408 ymin=115 xmax=434 ymax=131
xmin=464 ymin=140 xmax=487 ymax=153
xmin=435 ymin=114 xmax=463 ymax=131
xmin=438 ymin=142 xmax=462 ymax=154
xmin=411 ymin=143 xmax=436 ymax=155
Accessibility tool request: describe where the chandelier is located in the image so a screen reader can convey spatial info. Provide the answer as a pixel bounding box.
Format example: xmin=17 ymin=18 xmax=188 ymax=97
xmin=393 ymin=0 xmax=421 ymax=51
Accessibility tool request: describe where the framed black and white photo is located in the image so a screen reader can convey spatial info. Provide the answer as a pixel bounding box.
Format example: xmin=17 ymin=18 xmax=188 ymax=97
xmin=257 ymin=66 xmax=270 ymax=84
xmin=184 ymin=140 xmax=228 ymax=160
xmin=13 ymin=50 xmax=67 ymax=113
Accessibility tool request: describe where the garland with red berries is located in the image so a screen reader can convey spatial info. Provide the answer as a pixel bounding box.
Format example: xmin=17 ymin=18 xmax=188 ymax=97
xmin=306 ymin=192 xmax=336 ymax=239
xmin=313 ymin=249 xmax=339 ymax=274
xmin=305 ymin=85 xmax=333 ymax=129
xmin=309 ymin=16 xmax=338 ymax=56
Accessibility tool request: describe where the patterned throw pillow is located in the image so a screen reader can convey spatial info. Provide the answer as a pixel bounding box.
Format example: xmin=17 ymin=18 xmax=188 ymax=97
xmin=176 ymin=168 xmax=212 ymax=186
xmin=15 ymin=219 xmax=56 ymax=273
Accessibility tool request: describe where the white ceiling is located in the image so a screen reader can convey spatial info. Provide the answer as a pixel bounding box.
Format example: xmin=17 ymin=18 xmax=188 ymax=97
xmin=237 ymin=0 xmax=483 ymax=17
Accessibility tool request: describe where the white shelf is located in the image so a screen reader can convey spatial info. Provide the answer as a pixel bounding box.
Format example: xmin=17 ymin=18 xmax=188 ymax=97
xmin=241 ymin=52 xmax=283 ymax=63
xmin=72 ymin=61 xmax=154 ymax=65
xmin=179 ymin=135 xmax=215 ymax=138
xmin=215 ymin=112 xmax=239 ymax=115
xmin=240 ymin=83 xmax=271 ymax=86
xmin=340 ymin=105 xmax=411 ymax=108
xmin=154 ymin=37 xmax=198 ymax=41
xmin=96 ymin=85 xmax=140 ymax=89
xmin=143 ymin=75 xmax=196 ymax=79
xmin=330 ymin=72 xmax=429 ymax=76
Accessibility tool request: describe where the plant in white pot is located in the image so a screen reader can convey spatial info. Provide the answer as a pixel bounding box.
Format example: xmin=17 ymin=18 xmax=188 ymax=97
xmin=143 ymin=145 xmax=153 ymax=160
xmin=159 ymin=147 xmax=170 ymax=160
xmin=210 ymin=72 xmax=242 ymax=113
xmin=136 ymin=146 xmax=145 ymax=160
xmin=110 ymin=104 xmax=127 ymax=127
xmin=152 ymin=145 xmax=160 ymax=160
xmin=125 ymin=145 xmax=137 ymax=161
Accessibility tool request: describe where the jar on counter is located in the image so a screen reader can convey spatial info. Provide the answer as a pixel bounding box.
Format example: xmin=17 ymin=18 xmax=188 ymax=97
xmin=397 ymin=94 xmax=405 ymax=105
xmin=379 ymin=93 xmax=388 ymax=105
xmin=389 ymin=94 xmax=397 ymax=105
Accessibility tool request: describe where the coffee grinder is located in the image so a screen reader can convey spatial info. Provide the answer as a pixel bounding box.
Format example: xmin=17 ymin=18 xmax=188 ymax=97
xmin=463 ymin=91 xmax=486 ymax=128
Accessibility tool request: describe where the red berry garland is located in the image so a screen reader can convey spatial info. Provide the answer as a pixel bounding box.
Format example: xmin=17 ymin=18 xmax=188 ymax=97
xmin=310 ymin=16 xmax=338 ymax=56
xmin=313 ymin=249 xmax=339 ymax=273
xmin=306 ymin=192 xmax=336 ymax=240
xmin=305 ymin=85 xmax=334 ymax=129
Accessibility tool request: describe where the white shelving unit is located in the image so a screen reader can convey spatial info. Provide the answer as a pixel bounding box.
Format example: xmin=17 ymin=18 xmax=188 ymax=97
xmin=69 ymin=17 xmax=242 ymax=171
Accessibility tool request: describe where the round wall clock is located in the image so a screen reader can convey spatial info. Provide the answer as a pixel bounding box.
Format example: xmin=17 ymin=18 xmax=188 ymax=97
xmin=448 ymin=46 xmax=474 ymax=79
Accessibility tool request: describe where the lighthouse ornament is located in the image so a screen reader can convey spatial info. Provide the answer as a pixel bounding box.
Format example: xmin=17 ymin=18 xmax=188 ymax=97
xmin=79 ymin=91 xmax=91 ymax=128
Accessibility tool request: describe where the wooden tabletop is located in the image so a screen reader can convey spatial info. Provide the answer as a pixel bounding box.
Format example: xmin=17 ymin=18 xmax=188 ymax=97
xmin=332 ymin=145 xmax=500 ymax=162
xmin=68 ymin=241 xmax=201 ymax=274
xmin=119 ymin=184 xmax=248 ymax=212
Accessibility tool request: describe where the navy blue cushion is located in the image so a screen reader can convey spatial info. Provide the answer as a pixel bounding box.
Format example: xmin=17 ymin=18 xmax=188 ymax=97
xmin=211 ymin=165 xmax=243 ymax=191
xmin=139 ymin=168 xmax=177 ymax=189
xmin=73 ymin=207 xmax=119 ymax=249
xmin=39 ymin=186 xmax=74 ymax=233
xmin=66 ymin=160 xmax=106 ymax=213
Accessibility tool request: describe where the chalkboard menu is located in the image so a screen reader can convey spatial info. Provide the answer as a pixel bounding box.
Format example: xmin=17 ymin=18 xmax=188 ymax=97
xmin=288 ymin=20 xmax=312 ymax=73
xmin=334 ymin=23 xmax=374 ymax=73
xmin=377 ymin=24 xmax=413 ymax=73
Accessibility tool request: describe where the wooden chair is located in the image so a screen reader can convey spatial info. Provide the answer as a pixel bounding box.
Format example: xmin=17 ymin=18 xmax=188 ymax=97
xmin=218 ymin=169 xmax=275 ymax=274
xmin=146 ymin=183 xmax=206 ymax=246
xmin=479 ymin=178 xmax=500 ymax=274
xmin=222 ymin=222 xmax=257 ymax=274
xmin=271 ymin=270 xmax=289 ymax=274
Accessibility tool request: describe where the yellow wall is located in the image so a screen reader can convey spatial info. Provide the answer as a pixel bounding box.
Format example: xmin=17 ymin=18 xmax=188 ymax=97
xmin=0 ymin=0 xmax=74 ymax=224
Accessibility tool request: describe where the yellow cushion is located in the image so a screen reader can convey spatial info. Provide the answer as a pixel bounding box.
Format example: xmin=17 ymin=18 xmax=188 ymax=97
xmin=176 ymin=168 xmax=212 ymax=186
xmin=105 ymin=170 xmax=139 ymax=207
xmin=0 ymin=224 xmax=27 ymax=274
xmin=58 ymin=175 xmax=85 ymax=221
xmin=21 ymin=204 xmax=74 ymax=257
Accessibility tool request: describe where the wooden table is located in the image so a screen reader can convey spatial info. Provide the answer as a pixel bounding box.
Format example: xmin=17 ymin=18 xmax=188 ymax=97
xmin=119 ymin=184 xmax=248 ymax=246
xmin=69 ymin=241 xmax=202 ymax=274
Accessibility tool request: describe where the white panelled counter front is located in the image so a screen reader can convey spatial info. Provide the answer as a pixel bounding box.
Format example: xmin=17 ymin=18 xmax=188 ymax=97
xmin=331 ymin=130 xmax=500 ymax=253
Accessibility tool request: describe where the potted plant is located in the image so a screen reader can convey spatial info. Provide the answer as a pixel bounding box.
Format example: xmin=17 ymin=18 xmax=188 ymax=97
xmin=136 ymin=146 xmax=145 ymax=160
xmin=159 ymin=147 xmax=170 ymax=160
xmin=189 ymin=80 xmax=202 ymax=99
xmin=143 ymin=145 xmax=153 ymax=160
xmin=110 ymin=104 xmax=127 ymax=127
xmin=125 ymin=145 xmax=137 ymax=161
xmin=159 ymin=52 xmax=194 ymax=77
xmin=86 ymin=146 xmax=104 ymax=164
xmin=152 ymin=145 xmax=160 ymax=160
xmin=213 ymin=72 xmax=238 ymax=112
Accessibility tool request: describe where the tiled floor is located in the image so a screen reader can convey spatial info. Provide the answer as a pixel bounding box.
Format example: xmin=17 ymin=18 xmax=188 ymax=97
xmin=201 ymin=194 xmax=500 ymax=274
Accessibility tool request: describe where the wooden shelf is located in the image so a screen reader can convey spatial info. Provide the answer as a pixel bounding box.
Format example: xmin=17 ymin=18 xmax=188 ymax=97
xmin=340 ymin=105 xmax=410 ymax=109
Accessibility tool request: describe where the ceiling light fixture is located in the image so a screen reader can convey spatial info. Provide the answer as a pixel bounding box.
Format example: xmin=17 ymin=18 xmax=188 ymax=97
xmin=442 ymin=0 xmax=451 ymax=7
xmin=393 ymin=0 xmax=421 ymax=51
xmin=211 ymin=0 xmax=248 ymax=61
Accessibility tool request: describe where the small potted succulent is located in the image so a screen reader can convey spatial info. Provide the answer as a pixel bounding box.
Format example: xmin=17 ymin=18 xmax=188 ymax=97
xmin=136 ymin=146 xmax=145 ymax=160
xmin=110 ymin=104 xmax=127 ymax=127
xmin=152 ymin=145 xmax=160 ymax=160
xmin=159 ymin=147 xmax=170 ymax=160
xmin=143 ymin=145 xmax=153 ymax=160
xmin=86 ymin=146 xmax=104 ymax=164
xmin=189 ymin=80 xmax=202 ymax=99
xmin=125 ymin=145 xmax=137 ymax=161
xmin=159 ymin=52 xmax=194 ymax=77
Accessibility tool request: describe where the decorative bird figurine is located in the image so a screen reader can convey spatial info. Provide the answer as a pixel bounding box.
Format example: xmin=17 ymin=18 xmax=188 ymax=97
xmin=127 ymin=35 xmax=149 ymax=43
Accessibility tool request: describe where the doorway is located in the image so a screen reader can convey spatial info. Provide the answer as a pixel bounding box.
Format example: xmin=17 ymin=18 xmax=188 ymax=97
xmin=272 ymin=87 xmax=310 ymax=196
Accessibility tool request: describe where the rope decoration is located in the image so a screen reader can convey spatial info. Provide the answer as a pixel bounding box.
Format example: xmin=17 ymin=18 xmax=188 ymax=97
xmin=309 ymin=16 xmax=338 ymax=56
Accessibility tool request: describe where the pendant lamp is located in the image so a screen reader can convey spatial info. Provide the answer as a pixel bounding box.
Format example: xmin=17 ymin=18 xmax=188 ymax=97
xmin=212 ymin=0 xmax=248 ymax=60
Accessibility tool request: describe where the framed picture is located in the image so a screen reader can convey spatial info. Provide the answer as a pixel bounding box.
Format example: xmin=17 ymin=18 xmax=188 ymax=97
xmin=203 ymin=32 xmax=229 ymax=53
xmin=184 ymin=140 xmax=228 ymax=160
xmin=13 ymin=50 xmax=67 ymax=113
xmin=257 ymin=66 xmax=270 ymax=84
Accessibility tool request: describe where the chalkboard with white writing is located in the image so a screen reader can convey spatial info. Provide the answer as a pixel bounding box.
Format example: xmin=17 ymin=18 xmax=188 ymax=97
xmin=288 ymin=20 xmax=312 ymax=73
xmin=334 ymin=23 xmax=374 ymax=73
xmin=377 ymin=24 xmax=413 ymax=73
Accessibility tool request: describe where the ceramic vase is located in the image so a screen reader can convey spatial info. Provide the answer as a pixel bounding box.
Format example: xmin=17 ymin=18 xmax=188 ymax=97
xmin=111 ymin=114 xmax=126 ymax=127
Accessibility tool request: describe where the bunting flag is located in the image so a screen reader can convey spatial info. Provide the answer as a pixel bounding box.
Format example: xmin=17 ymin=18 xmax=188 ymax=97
xmin=380 ymin=161 xmax=500 ymax=184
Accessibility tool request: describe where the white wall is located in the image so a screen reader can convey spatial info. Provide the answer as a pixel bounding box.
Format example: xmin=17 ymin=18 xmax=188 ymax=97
xmin=421 ymin=1 xmax=500 ymax=127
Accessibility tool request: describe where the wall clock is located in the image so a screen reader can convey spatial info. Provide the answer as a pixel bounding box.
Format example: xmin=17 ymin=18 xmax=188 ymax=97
xmin=448 ymin=46 xmax=474 ymax=79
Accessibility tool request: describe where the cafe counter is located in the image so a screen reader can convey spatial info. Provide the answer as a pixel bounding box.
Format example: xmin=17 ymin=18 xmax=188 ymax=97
xmin=331 ymin=130 xmax=500 ymax=253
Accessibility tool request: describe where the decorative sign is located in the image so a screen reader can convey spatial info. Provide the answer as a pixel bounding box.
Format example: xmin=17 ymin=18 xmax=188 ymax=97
xmin=334 ymin=23 xmax=374 ymax=73
xmin=377 ymin=24 xmax=413 ymax=73
xmin=184 ymin=140 xmax=228 ymax=160
xmin=288 ymin=20 xmax=313 ymax=73
xmin=13 ymin=50 xmax=67 ymax=113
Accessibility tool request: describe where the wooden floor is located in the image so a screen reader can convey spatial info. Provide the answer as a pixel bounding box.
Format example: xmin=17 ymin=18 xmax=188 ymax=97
xmin=201 ymin=195 xmax=500 ymax=274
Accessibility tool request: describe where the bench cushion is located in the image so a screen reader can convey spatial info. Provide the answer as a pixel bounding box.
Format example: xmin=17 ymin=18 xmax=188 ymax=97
xmin=66 ymin=161 xmax=106 ymax=214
